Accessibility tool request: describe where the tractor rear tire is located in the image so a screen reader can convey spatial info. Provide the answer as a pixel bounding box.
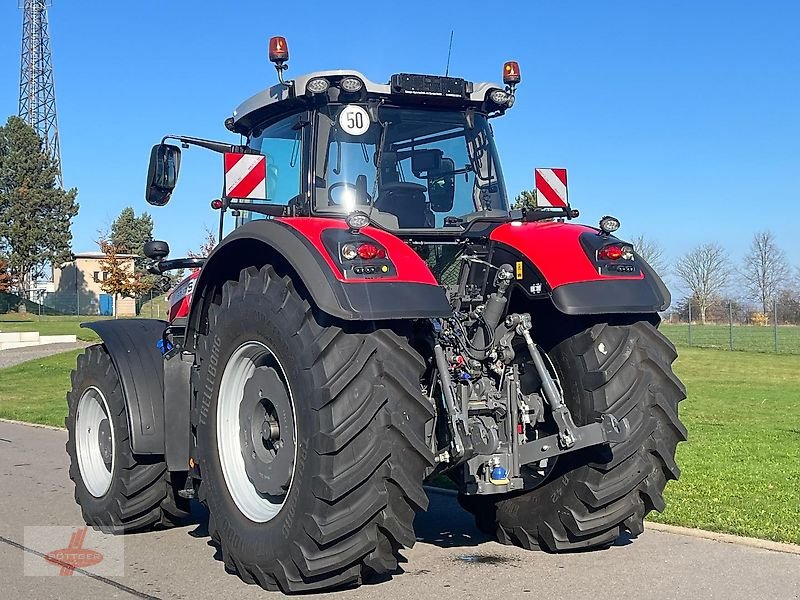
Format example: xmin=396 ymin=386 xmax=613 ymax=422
xmin=459 ymin=321 xmax=686 ymax=551
xmin=66 ymin=345 xmax=191 ymax=532
xmin=193 ymin=265 xmax=433 ymax=593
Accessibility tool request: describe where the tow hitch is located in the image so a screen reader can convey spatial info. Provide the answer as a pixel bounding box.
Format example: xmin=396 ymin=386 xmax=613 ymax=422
xmin=517 ymin=413 xmax=630 ymax=464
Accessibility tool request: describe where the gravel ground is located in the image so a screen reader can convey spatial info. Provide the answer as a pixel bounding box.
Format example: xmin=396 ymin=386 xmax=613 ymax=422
xmin=0 ymin=342 xmax=91 ymax=369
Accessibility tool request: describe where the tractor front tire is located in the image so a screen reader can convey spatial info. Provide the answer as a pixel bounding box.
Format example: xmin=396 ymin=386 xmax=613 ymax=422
xmin=66 ymin=345 xmax=190 ymax=532
xmin=193 ymin=265 xmax=433 ymax=593
xmin=460 ymin=321 xmax=686 ymax=551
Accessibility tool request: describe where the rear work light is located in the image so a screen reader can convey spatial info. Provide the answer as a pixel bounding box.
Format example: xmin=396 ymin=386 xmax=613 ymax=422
xmin=339 ymin=76 xmax=364 ymax=93
xmin=489 ymin=89 xmax=511 ymax=106
xmin=306 ymin=77 xmax=330 ymax=94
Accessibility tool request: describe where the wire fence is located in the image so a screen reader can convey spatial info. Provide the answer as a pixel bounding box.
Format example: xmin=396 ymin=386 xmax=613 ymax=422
xmin=661 ymin=301 xmax=800 ymax=355
xmin=4 ymin=290 xmax=800 ymax=355
xmin=0 ymin=289 xmax=168 ymax=319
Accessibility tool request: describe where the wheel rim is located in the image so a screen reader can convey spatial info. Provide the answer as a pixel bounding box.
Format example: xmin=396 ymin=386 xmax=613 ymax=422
xmin=217 ymin=341 xmax=297 ymax=523
xmin=76 ymin=386 xmax=115 ymax=498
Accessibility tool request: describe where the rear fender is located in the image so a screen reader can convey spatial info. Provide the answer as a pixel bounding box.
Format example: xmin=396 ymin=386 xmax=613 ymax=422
xmin=490 ymin=222 xmax=670 ymax=315
xmin=81 ymin=319 xmax=167 ymax=454
xmin=186 ymin=218 xmax=450 ymax=349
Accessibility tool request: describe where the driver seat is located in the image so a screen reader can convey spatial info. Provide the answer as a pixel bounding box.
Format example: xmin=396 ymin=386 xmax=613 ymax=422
xmin=375 ymin=182 xmax=433 ymax=228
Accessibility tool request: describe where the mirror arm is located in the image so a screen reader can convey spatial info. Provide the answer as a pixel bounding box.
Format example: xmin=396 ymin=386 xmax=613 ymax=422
xmin=161 ymin=135 xmax=256 ymax=155
xmin=147 ymin=257 xmax=206 ymax=275
xmin=225 ymin=200 xmax=289 ymax=218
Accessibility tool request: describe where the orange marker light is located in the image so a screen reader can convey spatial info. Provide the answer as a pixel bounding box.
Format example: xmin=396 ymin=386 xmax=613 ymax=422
xmin=503 ymin=61 xmax=521 ymax=85
xmin=269 ymin=36 xmax=289 ymax=63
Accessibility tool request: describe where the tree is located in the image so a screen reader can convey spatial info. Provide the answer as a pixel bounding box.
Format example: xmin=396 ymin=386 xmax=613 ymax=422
xmin=675 ymin=243 xmax=730 ymax=324
xmin=108 ymin=207 xmax=158 ymax=303
xmin=630 ymin=234 xmax=668 ymax=276
xmin=0 ymin=116 xmax=79 ymax=295
xmin=110 ymin=207 xmax=154 ymax=255
xmin=188 ymin=227 xmax=217 ymax=260
xmin=0 ymin=257 xmax=12 ymax=293
xmin=740 ymin=230 xmax=789 ymax=314
xmin=512 ymin=189 xmax=537 ymax=211
xmin=98 ymin=239 xmax=151 ymax=316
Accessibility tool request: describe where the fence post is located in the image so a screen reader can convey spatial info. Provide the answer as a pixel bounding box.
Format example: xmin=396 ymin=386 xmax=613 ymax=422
xmin=774 ymin=301 xmax=779 ymax=353
xmin=688 ymin=303 xmax=693 ymax=346
xmin=729 ymin=302 xmax=733 ymax=351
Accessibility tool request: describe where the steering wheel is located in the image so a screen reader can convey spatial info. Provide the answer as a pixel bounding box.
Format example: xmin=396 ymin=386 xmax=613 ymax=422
xmin=328 ymin=176 xmax=372 ymax=207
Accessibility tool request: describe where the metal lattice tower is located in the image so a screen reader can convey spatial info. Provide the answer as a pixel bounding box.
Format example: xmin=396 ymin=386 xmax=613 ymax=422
xmin=19 ymin=0 xmax=62 ymax=187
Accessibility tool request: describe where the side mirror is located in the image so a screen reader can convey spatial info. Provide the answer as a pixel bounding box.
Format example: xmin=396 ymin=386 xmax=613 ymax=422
xmin=145 ymin=144 xmax=181 ymax=206
xmin=143 ymin=240 xmax=170 ymax=260
xmin=427 ymin=157 xmax=455 ymax=212
xmin=411 ymin=149 xmax=442 ymax=178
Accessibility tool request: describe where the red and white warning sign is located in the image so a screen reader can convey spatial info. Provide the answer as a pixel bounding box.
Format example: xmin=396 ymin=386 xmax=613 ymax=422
xmin=535 ymin=168 xmax=568 ymax=208
xmin=224 ymin=152 xmax=267 ymax=199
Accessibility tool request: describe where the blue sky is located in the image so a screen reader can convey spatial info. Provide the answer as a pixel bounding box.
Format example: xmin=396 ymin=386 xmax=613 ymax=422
xmin=1 ymin=0 xmax=798 ymax=281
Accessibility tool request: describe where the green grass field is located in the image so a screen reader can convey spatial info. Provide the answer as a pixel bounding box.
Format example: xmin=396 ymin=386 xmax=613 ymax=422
xmin=0 ymin=343 xmax=797 ymax=545
xmin=0 ymin=349 xmax=81 ymax=426
xmin=661 ymin=322 xmax=800 ymax=355
xmin=648 ymin=347 xmax=800 ymax=544
xmin=138 ymin=294 xmax=169 ymax=319
xmin=0 ymin=314 xmax=103 ymax=341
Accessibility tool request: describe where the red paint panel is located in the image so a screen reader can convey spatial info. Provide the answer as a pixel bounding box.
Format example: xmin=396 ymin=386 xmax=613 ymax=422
xmin=168 ymin=270 xmax=200 ymax=321
xmin=490 ymin=222 xmax=643 ymax=289
xmin=276 ymin=217 xmax=439 ymax=285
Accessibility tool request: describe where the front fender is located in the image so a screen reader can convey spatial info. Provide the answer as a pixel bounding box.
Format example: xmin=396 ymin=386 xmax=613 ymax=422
xmin=81 ymin=319 xmax=167 ymax=454
xmin=490 ymin=222 xmax=670 ymax=315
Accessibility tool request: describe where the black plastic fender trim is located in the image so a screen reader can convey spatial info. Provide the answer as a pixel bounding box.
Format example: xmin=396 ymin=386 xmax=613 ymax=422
xmin=81 ymin=319 xmax=167 ymax=454
xmin=550 ymin=261 xmax=670 ymax=316
xmin=190 ymin=220 xmax=452 ymax=328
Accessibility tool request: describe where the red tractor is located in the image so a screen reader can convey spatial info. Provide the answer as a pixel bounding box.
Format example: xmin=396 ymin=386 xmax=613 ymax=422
xmin=66 ymin=38 xmax=686 ymax=593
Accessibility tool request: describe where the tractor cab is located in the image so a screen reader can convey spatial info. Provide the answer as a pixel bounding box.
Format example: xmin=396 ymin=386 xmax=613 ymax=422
xmin=230 ymin=68 xmax=513 ymax=232
xmin=145 ymin=37 xmax=528 ymax=240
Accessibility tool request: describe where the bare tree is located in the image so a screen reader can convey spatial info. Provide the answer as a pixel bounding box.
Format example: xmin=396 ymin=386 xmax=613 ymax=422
xmin=188 ymin=226 xmax=218 ymax=259
xmin=630 ymin=234 xmax=668 ymax=276
xmin=740 ymin=231 xmax=789 ymax=315
xmin=675 ymin=243 xmax=730 ymax=324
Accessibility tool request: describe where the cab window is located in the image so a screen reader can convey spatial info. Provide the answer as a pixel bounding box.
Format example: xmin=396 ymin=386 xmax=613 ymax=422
xmin=238 ymin=114 xmax=303 ymax=225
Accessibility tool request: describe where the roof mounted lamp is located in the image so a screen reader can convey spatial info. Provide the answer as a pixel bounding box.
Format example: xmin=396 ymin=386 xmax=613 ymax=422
xmin=503 ymin=61 xmax=521 ymax=105
xmin=269 ymin=36 xmax=290 ymax=86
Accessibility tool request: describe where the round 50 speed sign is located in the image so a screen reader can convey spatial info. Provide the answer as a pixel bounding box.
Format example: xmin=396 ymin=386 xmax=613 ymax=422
xmin=338 ymin=105 xmax=371 ymax=136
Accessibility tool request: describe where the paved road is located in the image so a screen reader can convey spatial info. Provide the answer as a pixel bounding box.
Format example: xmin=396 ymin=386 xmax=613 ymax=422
xmin=1 ymin=421 xmax=798 ymax=600
xmin=0 ymin=342 xmax=90 ymax=369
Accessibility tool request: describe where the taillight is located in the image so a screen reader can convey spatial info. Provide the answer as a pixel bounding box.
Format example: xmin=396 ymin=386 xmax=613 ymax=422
xmin=340 ymin=242 xmax=387 ymax=261
xmin=356 ymin=243 xmax=380 ymax=260
xmin=341 ymin=243 xmax=358 ymax=260
xmin=598 ymin=245 xmax=634 ymax=261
